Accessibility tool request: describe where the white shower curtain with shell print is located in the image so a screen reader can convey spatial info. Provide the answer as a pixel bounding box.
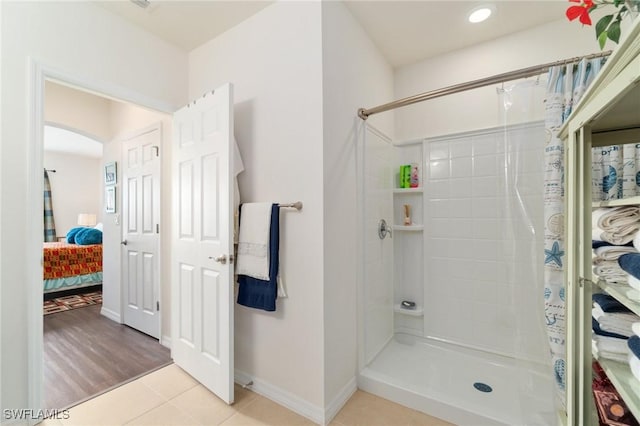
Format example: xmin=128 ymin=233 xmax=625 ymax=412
xmin=543 ymin=57 xmax=604 ymax=410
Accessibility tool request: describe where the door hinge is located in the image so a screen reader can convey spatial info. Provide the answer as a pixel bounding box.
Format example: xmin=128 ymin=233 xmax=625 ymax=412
xmin=156 ymin=224 xmax=160 ymax=234
xmin=156 ymin=301 xmax=160 ymax=311
xmin=153 ymin=145 xmax=160 ymax=157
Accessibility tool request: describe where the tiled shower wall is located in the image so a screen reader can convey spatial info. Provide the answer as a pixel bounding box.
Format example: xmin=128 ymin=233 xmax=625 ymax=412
xmin=424 ymin=122 xmax=549 ymax=364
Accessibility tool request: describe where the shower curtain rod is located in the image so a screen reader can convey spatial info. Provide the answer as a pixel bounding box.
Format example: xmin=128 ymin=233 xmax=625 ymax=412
xmin=357 ymin=50 xmax=612 ymax=120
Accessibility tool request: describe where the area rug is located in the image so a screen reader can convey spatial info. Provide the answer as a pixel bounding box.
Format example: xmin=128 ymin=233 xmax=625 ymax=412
xmin=43 ymin=291 xmax=102 ymax=315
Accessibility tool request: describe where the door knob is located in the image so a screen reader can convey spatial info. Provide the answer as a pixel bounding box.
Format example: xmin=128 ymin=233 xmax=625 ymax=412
xmin=121 ymin=240 xmax=128 ymax=246
xmin=210 ymin=254 xmax=227 ymax=264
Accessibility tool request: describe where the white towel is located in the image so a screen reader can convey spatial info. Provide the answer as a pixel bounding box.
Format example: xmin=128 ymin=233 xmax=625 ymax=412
xmin=593 ymin=340 xmax=628 ymax=363
xmin=593 ymin=307 xmax=638 ymax=337
xmin=634 ymin=231 xmax=640 ymax=253
xmin=236 ymin=203 xmax=272 ymax=280
xmin=593 ymin=265 xmax=628 ymax=284
xmin=592 ymin=332 xmax=629 ymax=354
xmin=594 ymin=245 xmax=637 ymax=261
xmin=592 ymin=208 xmax=608 ymax=241
xmin=629 ymin=273 xmax=640 ymax=291
xmin=629 ymin=352 xmax=640 ymax=382
xmin=598 ymin=206 xmax=640 ymax=245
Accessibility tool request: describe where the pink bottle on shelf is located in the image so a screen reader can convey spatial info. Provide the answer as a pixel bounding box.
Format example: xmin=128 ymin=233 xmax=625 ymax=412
xmin=410 ymin=163 xmax=419 ymax=188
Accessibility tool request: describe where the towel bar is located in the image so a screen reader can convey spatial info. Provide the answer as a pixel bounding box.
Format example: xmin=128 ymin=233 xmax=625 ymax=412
xmin=278 ymin=201 xmax=302 ymax=210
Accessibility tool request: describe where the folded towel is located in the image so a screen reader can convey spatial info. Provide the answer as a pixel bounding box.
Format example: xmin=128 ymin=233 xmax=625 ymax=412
xmin=593 ymin=307 xmax=637 ymax=337
xmin=594 ymin=245 xmax=637 ymax=261
xmin=619 ymin=253 xmax=640 ymax=281
xmin=593 ymin=340 xmax=629 ymax=363
xmin=592 ymin=209 xmax=608 ymax=241
xmin=628 ymin=274 xmax=640 ymax=291
xmin=593 ymin=240 xmax=634 ymax=249
xmin=633 ymin=322 xmax=640 ymax=337
xmin=593 ymin=264 xmax=628 ymax=284
xmin=634 ymin=231 xmax=640 ymax=253
xmin=628 ymin=335 xmax=640 ymax=359
xmin=75 ymin=228 xmax=102 ymax=245
xmin=593 ymin=333 xmax=629 ymax=354
xmin=593 ymin=317 xmax=629 ymax=340
xmin=236 ymin=202 xmax=273 ymax=280
xmin=598 ymin=206 xmax=640 ymax=245
xmin=593 ymin=293 xmax=632 ymax=313
xmin=629 ymin=352 xmax=640 ymax=381
xmin=237 ymin=204 xmax=280 ymax=312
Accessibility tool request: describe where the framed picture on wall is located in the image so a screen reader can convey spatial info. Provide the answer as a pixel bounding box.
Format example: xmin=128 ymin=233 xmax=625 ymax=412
xmin=104 ymin=161 xmax=117 ymax=185
xmin=105 ymin=186 xmax=116 ymax=213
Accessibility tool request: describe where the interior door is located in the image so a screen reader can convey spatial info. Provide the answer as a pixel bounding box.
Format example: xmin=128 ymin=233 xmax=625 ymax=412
xmin=171 ymin=83 xmax=234 ymax=404
xmin=121 ymin=125 xmax=162 ymax=339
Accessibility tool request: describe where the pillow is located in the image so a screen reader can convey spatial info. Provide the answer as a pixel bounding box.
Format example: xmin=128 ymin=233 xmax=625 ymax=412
xmin=93 ymin=222 xmax=104 ymax=232
xmin=66 ymin=227 xmax=86 ymax=244
xmin=75 ymin=228 xmax=103 ymax=245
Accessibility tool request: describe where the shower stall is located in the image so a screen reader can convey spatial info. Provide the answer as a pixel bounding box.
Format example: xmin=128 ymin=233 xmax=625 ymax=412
xmin=356 ymin=84 xmax=557 ymax=425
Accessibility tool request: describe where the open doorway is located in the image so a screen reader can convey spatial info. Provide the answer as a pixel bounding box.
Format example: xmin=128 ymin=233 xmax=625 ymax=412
xmin=41 ymin=80 xmax=171 ymax=409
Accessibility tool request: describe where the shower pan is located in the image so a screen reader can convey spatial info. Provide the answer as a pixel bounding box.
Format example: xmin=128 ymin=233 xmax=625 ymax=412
xmin=356 ymin=121 xmax=555 ymax=426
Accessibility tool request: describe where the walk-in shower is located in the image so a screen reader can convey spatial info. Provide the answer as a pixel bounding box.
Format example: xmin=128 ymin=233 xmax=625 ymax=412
xmin=356 ymin=108 xmax=556 ymax=424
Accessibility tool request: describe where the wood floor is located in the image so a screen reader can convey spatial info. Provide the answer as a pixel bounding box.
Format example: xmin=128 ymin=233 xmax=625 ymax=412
xmin=43 ymin=304 xmax=171 ymax=409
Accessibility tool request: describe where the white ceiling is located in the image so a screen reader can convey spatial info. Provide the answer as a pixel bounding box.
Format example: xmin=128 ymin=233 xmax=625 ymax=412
xmin=44 ymin=125 xmax=104 ymax=158
xmin=96 ymin=0 xmax=569 ymax=67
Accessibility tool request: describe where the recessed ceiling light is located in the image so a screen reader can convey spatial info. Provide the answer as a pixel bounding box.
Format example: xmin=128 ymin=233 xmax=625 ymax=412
xmin=468 ymin=5 xmax=494 ymax=23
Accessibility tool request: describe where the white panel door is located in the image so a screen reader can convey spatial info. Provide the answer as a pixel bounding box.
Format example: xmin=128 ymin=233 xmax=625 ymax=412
xmin=122 ymin=125 xmax=161 ymax=339
xmin=171 ymin=83 xmax=234 ymax=404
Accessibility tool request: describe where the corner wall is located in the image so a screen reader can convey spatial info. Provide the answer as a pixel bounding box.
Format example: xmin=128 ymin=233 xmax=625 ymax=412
xmin=189 ymin=1 xmax=326 ymax=416
xmin=0 ymin=1 xmax=186 ymax=413
xmin=320 ymin=1 xmax=394 ymax=419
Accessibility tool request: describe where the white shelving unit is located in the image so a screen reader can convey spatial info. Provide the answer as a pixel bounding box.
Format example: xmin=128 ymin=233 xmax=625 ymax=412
xmin=561 ymin=18 xmax=640 ymax=426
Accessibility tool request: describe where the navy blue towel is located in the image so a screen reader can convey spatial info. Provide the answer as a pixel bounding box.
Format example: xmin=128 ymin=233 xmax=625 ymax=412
xmin=593 ymin=293 xmax=632 ymax=313
xmin=592 ymin=317 xmax=629 ymax=340
xmin=237 ymin=204 xmax=280 ymax=312
xmin=628 ymin=335 xmax=640 ymax=359
xmin=619 ymin=253 xmax=640 ymax=280
xmin=592 ymin=240 xmax=634 ymax=249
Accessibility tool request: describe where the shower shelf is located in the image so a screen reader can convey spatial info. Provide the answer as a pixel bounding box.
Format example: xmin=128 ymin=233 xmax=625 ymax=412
xmin=393 ymin=188 xmax=423 ymax=194
xmin=592 ymin=196 xmax=640 ymax=208
xmin=594 ymin=279 xmax=640 ymax=317
xmin=393 ymin=304 xmax=424 ymax=317
xmin=392 ymin=225 xmax=424 ymax=232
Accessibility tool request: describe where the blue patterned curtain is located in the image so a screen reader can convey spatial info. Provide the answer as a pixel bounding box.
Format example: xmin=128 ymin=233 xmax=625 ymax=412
xmin=543 ymin=57 xmax=604 ymax=409
xmin=44 ymin=169 xmax=57 ymax=242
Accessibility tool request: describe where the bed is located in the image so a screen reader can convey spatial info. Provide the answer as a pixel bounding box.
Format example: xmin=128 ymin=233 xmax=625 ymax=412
xmin=43 ymin=242 xmax=103 ymax=294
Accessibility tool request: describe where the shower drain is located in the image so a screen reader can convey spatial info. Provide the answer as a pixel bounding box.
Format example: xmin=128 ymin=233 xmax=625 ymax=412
xmin=473 ymin=382 xmax=493 ymax=393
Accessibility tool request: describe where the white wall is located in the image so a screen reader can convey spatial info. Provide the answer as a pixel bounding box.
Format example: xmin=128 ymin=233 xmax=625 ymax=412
xmin=189 ymin=0 xmax=326 ymax=413
xmin=320 ymin=1 xmax=394 ymax=414
xmin=44 ymin=81 xmax=111 ymax=142
xmin=394 ymin=19 xmax=602 ymax=141
xmin=42 ymin=151 xmax=102 ymax=237
xmin=0 ymin=1 xmax=186 ymax=412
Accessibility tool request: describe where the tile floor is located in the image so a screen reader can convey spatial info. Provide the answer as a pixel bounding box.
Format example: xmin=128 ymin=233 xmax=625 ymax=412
xmin=40 ymin=364 xmax=453 ymax=426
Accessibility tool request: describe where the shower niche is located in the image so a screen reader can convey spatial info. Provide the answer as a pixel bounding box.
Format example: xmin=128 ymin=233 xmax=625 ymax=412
xmin=392 ymin=142 xmax=425 ymax=335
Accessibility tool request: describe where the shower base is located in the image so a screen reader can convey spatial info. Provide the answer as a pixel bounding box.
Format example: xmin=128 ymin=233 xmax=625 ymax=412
xmin=358 ymin=333 xmax=556 ymax=426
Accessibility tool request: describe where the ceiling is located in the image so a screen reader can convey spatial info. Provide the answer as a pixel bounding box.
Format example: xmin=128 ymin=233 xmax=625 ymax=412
xmin=97 ymin=1 xmax=568 ymax=67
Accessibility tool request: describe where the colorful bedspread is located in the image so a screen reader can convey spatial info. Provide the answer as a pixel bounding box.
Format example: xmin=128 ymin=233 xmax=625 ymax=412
xmin=43 ymin=242 xmax=102 ymax=280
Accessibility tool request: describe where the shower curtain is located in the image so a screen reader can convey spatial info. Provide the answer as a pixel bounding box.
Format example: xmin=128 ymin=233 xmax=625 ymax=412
xmin=543 ymin=57 xmax=604 ymax=408
xmin=44 ymin=169 xmax=57 ymax=242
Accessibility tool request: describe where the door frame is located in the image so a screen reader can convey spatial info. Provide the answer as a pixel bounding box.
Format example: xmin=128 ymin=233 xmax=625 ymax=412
xmin=27 ymin=58 xmax=175 ymax=415
xmin=119 ymin=122 xmax=163 ymax=340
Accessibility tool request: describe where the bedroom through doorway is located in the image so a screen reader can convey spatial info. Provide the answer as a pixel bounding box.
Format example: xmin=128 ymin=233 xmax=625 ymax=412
xmin=41 ymin=80 xmax=172 ymax=410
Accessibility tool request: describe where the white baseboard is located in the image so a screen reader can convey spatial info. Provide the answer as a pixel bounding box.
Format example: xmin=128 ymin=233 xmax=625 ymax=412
xmin=160 ymin=335 xmax=171 ymax=349
xmin=234 ymin=370 xmax=324 ymax=425
xmin=100 ymin=306 xmax=121 ymax=323
xmin=324 ymin=377 xmax=357 ymax=424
